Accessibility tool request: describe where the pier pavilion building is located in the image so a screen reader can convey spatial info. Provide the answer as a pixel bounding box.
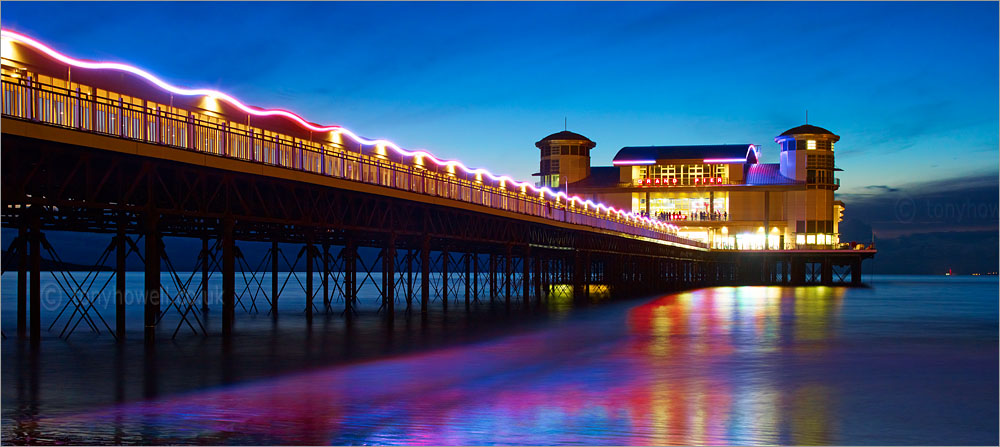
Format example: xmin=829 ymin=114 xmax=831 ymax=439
xmin=534 ymin=125 xmax=846 ymax=250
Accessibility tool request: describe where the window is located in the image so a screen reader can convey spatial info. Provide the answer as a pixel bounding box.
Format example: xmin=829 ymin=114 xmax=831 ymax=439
xmin=796 ymin=234 xmax=806 ymax=245
xmin=540 ymin=160 xmax=551 ymax=174
xmin=807 ymin=169 xmax=816 ymax=183
xmin=807 ymin=140 xmax=816 ymax=150
xmin=806 ymin=234 xmax=816 ymax=244
xmin=830 ymin=142 xmax=835 ymax=152
xmin=562 ymin=146 xmax=570 ymax=155
xmin=551 ymin=159 xmax=560 ymax=171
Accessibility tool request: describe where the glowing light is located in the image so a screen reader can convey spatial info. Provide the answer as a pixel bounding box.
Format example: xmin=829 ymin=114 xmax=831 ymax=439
xmin=702 ymin=158 xmax=745 ymax=163
xmin=613 ymin=159 xmax=656 ymax=165
xmin=0 ymin=29 xmax=684 ymax=238
xmin=1 ymin=37 xmax=16 ymax=60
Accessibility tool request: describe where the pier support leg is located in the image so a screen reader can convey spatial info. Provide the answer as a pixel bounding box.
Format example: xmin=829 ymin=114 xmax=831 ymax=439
xmin=790 ymin=258 xmax=806 ymax=285
xmin=489 ymin=253 xmax=496 ymax=303
xmin=271 ymin=241 xmax=279 ymax=315
xmin=221 ymin=218 xmax=235 ymax=337
xmin=386 ymin=234 xmax=395 ymax=318
xmin=305 ymin=239 xmax=314 ymax=320
xmin=473 ymin=252 xmax=479 ymax=303
xmin=851 ymin=258 xmax=863 ymax=286
xmin=323 ymin=242 xmax=330 ymax=310
xmin=522 ymin=246 xmax=531 ymax=309
xmin=18 ymin=222 xmax=27 ymax=338
xmin=144 ymin=214 xmax=161 ymax=343
xmin=420 ymin=235 xmax=430 ymax=314
xmin=116 ymin=217 xmax=127 ymax=341
xmin=441 ymin=249 xmax=449 ymax=311
xmin=406 ymin=249 xmax=413 ymax=310
xmin=29 ymin=211 xmax=41 ymax=343
xmin=201 ymin=236 xmax=209 ymax=311
xmin=464 ymin=253 xmax=471 ymax=308
xmin=504 ymin=245 xmax=512 ymax=308
xmin=345 ymin=236 xmax=356 ymax=318
xmin=533 ymin=253 xmax=542 ymax=305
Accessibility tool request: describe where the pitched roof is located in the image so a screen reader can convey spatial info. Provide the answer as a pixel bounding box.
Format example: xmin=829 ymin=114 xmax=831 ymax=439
xmin=745 ymin=163 xmax=800 ymax=186
xmin=612 ymin=144 xmax=757 ymax=164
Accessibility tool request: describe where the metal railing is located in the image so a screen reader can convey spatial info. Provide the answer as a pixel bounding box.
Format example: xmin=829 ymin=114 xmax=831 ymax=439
xmin=1 ymin=73 xmax=707 ymax=249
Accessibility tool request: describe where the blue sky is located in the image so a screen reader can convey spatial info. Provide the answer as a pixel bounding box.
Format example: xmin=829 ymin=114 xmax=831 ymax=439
xmin=2 ymin=2 xmax=997 ymax=195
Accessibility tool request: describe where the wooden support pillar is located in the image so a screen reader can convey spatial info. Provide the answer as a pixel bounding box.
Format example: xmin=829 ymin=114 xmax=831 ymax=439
xmin=441 ymin=249 xmax=449 ymax=311
xmin=790 ymin=258 xmax=806 ymax=285
xmin=420 ymin=235 xmax=430 ymax=314
xmin=345 ymin=236 xmax=356 ymax=317
xmin=323 ymin=242 xmax=330 ymax=310
xmin=583 ymin=251 xmax=591 ymax=300
xmin=305 ymin=239 xmax=314 ymax=320
xmin=504 ymin=245 xmax=512 ymax=307
xmin=472 ymin=252 xmax=479 ymax=303
xmin=522 ymin=246 xmax=531 ymax=309
xmin=489 ymin=252 xmax=497 ymax=303
xmin=386 ymin=234 xmax=396 ymax=317
xmin=821 ymin=257 xmax=833 ymax=285
xmin=221 ymin=217 xmax=235 ymax=337
xmin=201 ymin=236 xmax=209 ymax=310
xmin=29 ymin=210 xmax=41 ymax=343
xmin=572 ymin=252 xmax=583 ymax=301
xmin=144 ymin=213 xmax=161 ymax=343
xmin=406 ymin=248 xmax=414 ymax=310
xmin=271 ymin=240 xmax=279 ymax=315
xmin=17 ymin=221 xmax=26 ymax=338
xmin=464 ymin=252 xmax=471 ymax=307
xmin=542 ymin=258 xmax=550 ymax=300
xmin=645 ymin=191 xmax=651 ymax=216
xmin=533 ymin=252 xmax=542 ymax=304
xmin=116 ymin=217 xmax=127 ymax=340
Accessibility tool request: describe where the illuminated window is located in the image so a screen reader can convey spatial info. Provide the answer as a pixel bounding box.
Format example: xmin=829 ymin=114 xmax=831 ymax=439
xmin=796 ymin=234 xmax=806 ymax=245
xmin=830 ymin=142 xmax=835 ymax=152
xmin=806 ymin=234 xmax=816 ymax=244
xmin=807 ymin=140 xmax=816 ymax=150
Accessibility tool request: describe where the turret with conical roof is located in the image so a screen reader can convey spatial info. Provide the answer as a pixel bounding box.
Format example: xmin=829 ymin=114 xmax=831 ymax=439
xmin=534 ymin=130 xmax=596 ymax=189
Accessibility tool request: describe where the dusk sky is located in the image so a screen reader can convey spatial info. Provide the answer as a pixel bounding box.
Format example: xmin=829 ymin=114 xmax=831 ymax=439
xmin=2 ymin=2 xmax=998 ymax=265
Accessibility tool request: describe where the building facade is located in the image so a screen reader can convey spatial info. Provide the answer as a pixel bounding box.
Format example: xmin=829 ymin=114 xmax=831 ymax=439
xmin=535 ymin=125 xmax=845 ymax=250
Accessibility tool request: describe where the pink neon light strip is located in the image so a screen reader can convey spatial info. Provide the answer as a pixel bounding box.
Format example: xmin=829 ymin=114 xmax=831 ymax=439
xmin=702 ymin=158 xmax=746 ymax=163
xmin=611 ymin=160 xmax=656 ymax=165
xmin=0 ymin=29 xmax=681 ymax=232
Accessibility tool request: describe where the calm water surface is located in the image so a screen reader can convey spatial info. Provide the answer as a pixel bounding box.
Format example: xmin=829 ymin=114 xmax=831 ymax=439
xmin=2 ymin=274 xmax=997 ymax=445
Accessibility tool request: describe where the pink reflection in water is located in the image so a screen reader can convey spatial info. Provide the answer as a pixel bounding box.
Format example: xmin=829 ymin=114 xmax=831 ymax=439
xmin=27 ymin=287 xmax=842 ymax=445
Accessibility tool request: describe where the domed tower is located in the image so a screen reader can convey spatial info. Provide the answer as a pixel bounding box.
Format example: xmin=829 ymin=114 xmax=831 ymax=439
xmin=775 ymin=124 xmax=841 ymax=246
xmin=534 ymin=131 xmax=596 ymax=190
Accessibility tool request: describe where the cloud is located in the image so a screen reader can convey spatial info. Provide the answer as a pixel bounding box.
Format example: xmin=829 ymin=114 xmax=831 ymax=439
xmin=839 ymin=173 xmax=999 ymax=239
xmin=863 ymin=185 xmax=900 ymax=193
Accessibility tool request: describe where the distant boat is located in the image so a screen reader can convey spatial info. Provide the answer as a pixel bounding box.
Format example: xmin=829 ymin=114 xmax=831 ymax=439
xmin=945 ymin=269 xmax=953 ymax=276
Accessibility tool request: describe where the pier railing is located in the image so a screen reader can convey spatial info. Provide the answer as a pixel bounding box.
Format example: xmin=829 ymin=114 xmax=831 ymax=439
xmin=1 ymin=73 xmax=706 ymax=249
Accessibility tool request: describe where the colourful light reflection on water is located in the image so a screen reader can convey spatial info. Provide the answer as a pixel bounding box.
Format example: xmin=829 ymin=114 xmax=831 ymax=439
xmin=5 ymin=282 xmax=997 ymax=445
